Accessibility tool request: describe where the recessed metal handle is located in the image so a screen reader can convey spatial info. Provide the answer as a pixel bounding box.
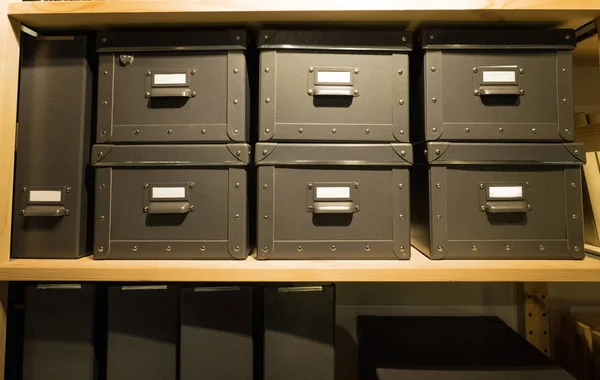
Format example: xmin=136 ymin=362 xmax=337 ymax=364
xmin=313 ymin=86 xmax=355 ymax=97
xmin=148 ymin=202 xmax=190 ymax=214
xmin=312 ymin=202 xmax=355 ymax=214
xmin=478 ymin=86 xmax=521 ymax=96
xmin=150 ymin=88 xmax=192 ymax=98
xmin=23 ymin=205 xmax=66 ymax=217
xmin=484 ymin=201 xmax=529 ymax=213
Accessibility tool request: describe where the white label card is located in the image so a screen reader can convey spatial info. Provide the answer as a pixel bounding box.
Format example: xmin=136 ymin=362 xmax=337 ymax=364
xmin=29 ymin=190 xmax=61 ymax=203
xmin=482 ymin=71 xmax=516 ymax=83
xmin=316 ymin=71 xmax=352 ymax=84
xmin=316 ymin=187 xmax=351 ymax=199
xmin=153 ymin=73 xmax=187 ymax=85
xmin=488 ymin=186 xmax=523 ymax=199
xmin=152 ymin=187 xmax=186 ymax=199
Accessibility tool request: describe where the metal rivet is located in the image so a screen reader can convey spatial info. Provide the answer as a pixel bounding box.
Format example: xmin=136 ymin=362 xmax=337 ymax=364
xmin=101 ymin=38 xmax=107 ymax=43
xmin=101 ymin=130 xmax=107 ymax=136
xmin=102 ymin=101 xmax=108 ymax=106
xmin=571 ymin=182 xmax=576 ymax=188
xmin=365 ymin=246 xmax=371 ymax=252
xmin=308 ymin=89 xmax=314 ymax=95
xmin=143 ymin=206 xmax=149 ymax=213
xmin=298 ymin=128 xmax=304 ymax=134
xmin=399 ymin=214 xmax=404 ymax=219
xmin=308 ymin=206 xmax=313 ymax=211
xmin=233 ymin=99 xmax=238 ymax=104
xmin=103 ymin=71 xmax=108 ymax=76
xmin=480 ymin=205 xmax=486 ymax=211
xmin=400 ymin=130 xmax=405 ymax=135
xmin=562 ymin=98 xmax=568 ymax=104
xmin=398 ymin=184 xmax=404 ymax=189
xmin=309 ymin=67 xmax=314 ymax=73
xmin=398 ymin=69 xmax=403 ymax=75
xmin=436 ymin=183 xmax=441 ymax=189
xmin=465 ymin=128 xmax=470 ymax=133
xmin=234 ymin=129 xmax=239 ymax=134
xmin=308 ymin=184 xmax=313 ymax=190
xmin=191 ymin=91 xmax=196 ymax=98
xmin=435 ymin=149 xmax=441 ymax=155
xmin=297 ymin=246 xmax=302 ymax=252
xmin=166 ymin=246 xmax=171 ymax=252
xmin=263 ymin=184 xmax=268 ymax=190
xmin=365 ymin=129 xmax=371 ymax=134
xmin=262 ymin=150 xmax=268 ymax=156
xmin=354 ymin=89 xmax=359 ymax=96
xmin=265 ymin=68 xmax=270 ymax=73
xmin=189 ymin=182 xmax=195 ymax=189
xmin=233 ymin=68 xmax=239 ymax=74
xmin=265 ymin=98 xmax=270 ymax=103
xmin=353 ymin=205 xmax=360 ymax=212
xmin=201 ymin=129 xmax=206 ymax=134
xmin=235 ymin=183 xmax=240 ymax=188
xmin=191 ymin=69 xmax=196 ymax=75
xmin=474 ymin=90 xmax=480 ymax=96
xmin=167 ymin=129 xmax=173 ymax=135
xmin=566 ymin=34 xmax=571 ymax=40
xmin=143 ymin=183 xmax=149 ymax=189
xmin=264 ymin=129 xmax=270 ymax=134
xmin=236 ymin=151 xmax=241 ymax=157
xmin=263 ymin=215 xmax=268 ymax=220
xmin=331 ymin=245 xmax=336 ymax=251
xmin=146 ymin=71 xmax=152 ymax=76
xmin=437 ymin=214 xmax=442 ymax=221
xmin=100 ymin=216 xmax=105 ymax=221
xmin=574 ymin=150 xmax=580 ymax=155
xmin=479 ymin=183 xmax=485 ymax=190
xmin=65 ymin=209 xmax=70 ymax=216
xmin=19 ymin=210 xmax=24 ymax=216
xmin=432 ymin=97 xmax=437 ymax=103
xmin=526 ymin=182 xmax=531 ymax=187
xmin=562 ymin=68 xmax=567 ymax=73
xmin=432 ymin=128 xmax=438 ymax=133
xmin=498 ymin=128 xmax=504 ymax=133
xmin=399 ymin=100 xmax=404 ymax=105
xmin=527 ymin=204 xmax=532 ymax=211
xmin=135 ymin=129 xmax=140 ymax=135
xmin=532 ymin=128 xmax=538 ymax=134
xmin=473 ymin=68 xmax=478 ymax=73
xmin=573 ymin=214 xmax=578 ymax=219
xmin=429 ymin=35 xmax=435 ymax=40
xmin=332 ymin=129 xmax=337 ymax=134
xmin=400 ymin=151 xmax=406 ymax=157
xmin=437 ymin=245 xmax=443 ymax=252
xmin=145 ymin=92 xmax=150 ymax=98
xmin=355 ymin=184 xmax=359 ymax=189
xmin=262 ymin=246 xmax=269 ymax=252
xmin=201 ymin=246 xmax=206 ymax=252
xmin=431 ymin=67 xmax=436 ymax=72
xmin=264 ymin=35 xmax=269 ymax=40
xmin=189 ymin=205 xmax=195 ymax=212
xmin=21 ymin=187 xmax=27 ymax=192
xmin=97 ymin=152 xmax=103 ymax=157
xmin=472 ymin=246 xmax=477 ymax=252
xmin=132 ymin=246 xmax=138 ymax=252
xmin=540 ymin=245 xmax=545 ymax=251
xmin=235 ymin=246 xmax=240 ymax=251
xmin=354 ymin=68 xmax=359 ymax=74
xmin=506 ymin=245 xmax=511 ymax=251
xmin=100 ymin=184 xmax=105 ymax=190
xmin=400 ymin=245 xmax=405 ymax=251
xmin=520 ymin=89 xmax=525 ymax=95
xmin=519 ymin=68 xmax=524 ymax=74
xmin=575 ymin=245 xmax=580 ymax=252
xmin=98 ymin=246 xmax=104 ymax=252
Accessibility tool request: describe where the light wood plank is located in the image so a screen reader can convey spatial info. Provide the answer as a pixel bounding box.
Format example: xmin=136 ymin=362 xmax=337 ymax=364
xmin=7 ymin=0 xmax=600 ymax=29
xmin=0 ymin=247 xmax=599 ymax=282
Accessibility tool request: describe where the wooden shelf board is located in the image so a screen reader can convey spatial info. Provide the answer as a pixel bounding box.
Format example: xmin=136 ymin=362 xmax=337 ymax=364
xmin=7 ymin=1 xmax=600 ymax=29
xmin=0 ymin=247 xmax=599 ymax=282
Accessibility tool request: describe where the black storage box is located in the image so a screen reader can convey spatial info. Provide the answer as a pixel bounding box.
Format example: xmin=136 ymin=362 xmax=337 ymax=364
xmin=23 ymin=284 xmax=96 ymax=380
xmin=263 ymin=285 xmax=335 ymax=380
xmin=12 ymin=34 xmax=93 ymax=259
xmin=358 ymin=316 xmax=574 ymax=380
xmin=414 ymin=28 xmax=576 ymax=143
xmin=411 ymin=142 xmax=585 ymax=259
xmin=96 ymin=30 xmax=249 ymax=143
xmin=106 ymin=285 xmax=178 ymax=380
xmin=258 ymin=30 xmax=411 ymax=142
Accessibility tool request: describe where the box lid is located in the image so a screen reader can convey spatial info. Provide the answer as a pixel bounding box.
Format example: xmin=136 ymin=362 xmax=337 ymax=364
xmin=424 ymin=142 xmax=585 ymax=165
xmin=420 ymin=28 xmax=576 ymax=50
xmin=255 ymin=143 xmax=412 ymax=166
xmin=91 ymin=144 xmax=250 ymax=166
xmin=96 ymin=29 xmax=246 ymax=52
xmin=258 ymin=30 xmax=412 ymax=52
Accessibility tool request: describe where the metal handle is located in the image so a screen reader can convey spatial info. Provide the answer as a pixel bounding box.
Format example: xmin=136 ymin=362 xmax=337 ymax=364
xmin=148 ymin=202 xmax=190 ymax=214
xmin=477 ymin=86 xmax=521 ymax=96
xmin=313 ymin=86 xmax=355 ymax=97
xmin=23 ymin=205 xmax=66 ymax=217
xmin=484 ymin=201 xmax=529 ymax=213
xmin=312 ymin=202 xmax=355 ymax=214
xmin=150 ymin=88 xmax=192 ymax=98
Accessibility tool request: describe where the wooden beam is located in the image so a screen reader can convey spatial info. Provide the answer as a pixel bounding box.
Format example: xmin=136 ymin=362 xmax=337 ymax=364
xmin=524 ymin=282 xmax=551 ymax=357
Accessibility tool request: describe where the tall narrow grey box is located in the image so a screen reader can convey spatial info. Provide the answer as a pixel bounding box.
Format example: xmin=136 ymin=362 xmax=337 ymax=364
xmin=411 ymin=142 xmax=585 ymax=259
xmin=264 ymin=285 xmax=335 ymax=380
xmin=256 ymin=143 xmax=412 ymax=259
xmin=414 ymin=29 xmax=576 ymax=143
xmin=258 ymin=30 xmax=411 ymax=142
xmin=12 ymin=34 xmax=92 ymax=258
xmin=92 ymin=144 xmax=250 ymax=260
xmin=96 ymin=30 xmax=249 ymax=143
xmin=180 ymin=286 xmax=253 ymax=380
xmin=107 ymin=285 xmax=178 ymax=380
xmin=23 ymin=284 xmax=96 ymax=380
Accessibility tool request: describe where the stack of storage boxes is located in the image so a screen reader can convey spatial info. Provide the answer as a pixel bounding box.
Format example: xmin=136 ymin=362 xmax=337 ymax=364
xmin=255 ymin=30 xmax=413 ymax=260
xmin=92 ymin=30 xmax=251 ymax=260
xmin=411 ymin=29 xmax=586 ymax=259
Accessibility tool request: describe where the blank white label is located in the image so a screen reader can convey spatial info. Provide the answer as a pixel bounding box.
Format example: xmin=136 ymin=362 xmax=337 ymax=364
xmin=29 ymin=190 xmax=61 ymax=203
xmin=316 ymin=71 xmax=351 ymax=84
xmin=152 ymin=187 xmax=186 ymax=199
xmin=316 ymin=187 xmax=350 ymax=199
xmin=482 ymin=71 xmax=516 ymax=83
xmin=488 ymin=186 xmax=523 ymax=199
xmin=153 ymin=73 xmax=187 ymax=85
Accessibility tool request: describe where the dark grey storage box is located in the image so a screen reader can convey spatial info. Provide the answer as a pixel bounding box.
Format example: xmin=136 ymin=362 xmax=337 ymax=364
xmin=411 ymin=142 xmax=585 ymax=259
xmin=23 ymin=284 xmax=96 ymax=380
xmin=255 ymin=143 xmax=412 ymax=259
xmin=96 ymin=30 xmax=248 ymax=143
xmin=180 ymin=286 xmax=253 ymax=380
xmin=12 ymin=34 xmax=92 ymax=259
xmin=92 ymin=144 xmax=250 ymax=260
xmin=258 ymin=30 xmax=411 ymax=142
xmin=264 ymin=285 xmax=335 ymax=380
xmin=415 ymin=29 xmax=576 ymax=143
xmin=107 ymin=285 xmax=178 ymax=380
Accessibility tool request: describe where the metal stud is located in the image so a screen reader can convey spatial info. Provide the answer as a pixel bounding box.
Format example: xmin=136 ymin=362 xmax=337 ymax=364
xmin=354 ymin=89 xmax=359 ymax=96
xmin=102 ymin=101 xmax=108 ymax=106
xmin=506 ymin=245 xmax=511 ymax=251
xmin=436 ymin=183 xmax=441 ymax=189
xmin=298 ymin=128 xmax=304 ymax=134
xmin=480 ymin=205 xmax=486 ymax=211
xmin=526 ymin=182 xmax=531 ymax=187
xmin=98 ymin=246 xmax=104 ymax=252
xmin=233 ymin=99 xmax=238 ymax=104
xmin=540 ymin=245 xmax=545 ymax=251
xmin=135 ymin=129 xmax=140 ymax=135
xmin=573 ymin=214 xmax=578 ymax=219
xmin=145 ymin=92 xmax=150 ymax=98
xmin=189 ymin=205 xmax=195 ymax=212
xmin=399 ymin=214 xmax=404 ymax=220
xmin=332 ymin=129 xmax=337 ymax=134
xmin=146 ymin=71 xmax=152 ymax=76
xmin=519 ymin=68 xmax=524 ymax=74
xmin=100 ymin=216 xmax=105 ymax=221
xmin=191 ymin=91 xmax=196 ymax=98
xmin=64 ymin=209 xmax=70 ymax=216
xmin=189 ymin=182 xmax=195 ymax=189
xmin=400 ymin=245 xmax=405 ymax=251
xmin=264 ymin=68 xmax=270 ymax=73
xmin=21 ymin=187 xmax=27 ymax=192
xmin=399 ymin=100 xmax=404 ymax=105
xmin=562 ymin=68 xmax=567 ymax=73
xmin=143 ymin=183 xmax=149 ymax=189
xmin=565 ymin=129 xmax=571 ymax=135
xmin=575 ymin=245 xmax=580 ymax=252
xmin=235 ymin=183 xmax=240 ymax=188
xmin=571 ymin=182 xmax=576 ymax=188
xmin=262 ymin=246 xmax=269 ymax=252
xmin=236 ymin=35 xmax=241 ymax=40
xmin=132 ymin=246 xmax=138 ymax=252
xmin=331 ymin=245 xmax=336 ymax=251
xmin=308 ymin=89 xmax=314 ymax=95
xmin=574 ymin=150 xmax=580 ymax=155
xmin=431 ymin=67 xmax=436 ymax=72
xmin=527 ymin=204 xmax=532 ymax=211
xmin=437 ymin=214 xmax=442 ymax=221
xmin=167 ymin=129 xmax=173 ymax=135
xmin=432 ymin=128 xmax=438 ymax=133
xmin=262 ymin=150 xmax=268 ymax=156
xmin=143 ymin=206 xmax=149 ymax=213
xmin=234 ymin=129 xmax=239 ymax=134
xmin=308 ymin=206 xmax=313 ymax=211
xmin=263 ymin=184 xmax=268 ymax=190
xmin=97 ymin=152 xmax=103 ymax=157
xmin=201 ymin=129 xmax=206 ymax=135
xmin=263 ymin=215 xmax=268 ymax=220
xmin=565 ymin=34 xmax=571 ymax=40
xmin=398 ymin=69 xmax=403 ymax=75
xmin=400 ymin=130 xmax=405 ymax=135
xmin=465 ymin=128 xmax=470 ymax=133
xmin=432 ymin=97 xmax=437 ymax=103
xmin=365 ymin=129 xmax=371 ymax=134
xmin=398 ymin=184 xmax=403 ymax=189
xmin=354 ymin=206 xmax=360 ymax=212
xmin=235 ymin=214 xmax=240 ymax=220
xmin=308 ymin=184 xmax=313 ymax=190
xmin=191 ymin=69 xmax=196 ymax=75
xmin=233 ymin=68 xmax=239 ymax=74
xmin=472 ymin=245 xmax=477 ymax=252
xmin=19 ymin=210 xmax=24 ymax=216
xmin=101 ymin=130 xmax=107 ymax=136
xmin=435 ymin=149 xmax=441 ymax=155
xmin=562 ymin=98 xmax=568 ymax=104
xmin=101 ymin=38 xmax=107 ymax=43
xmin=354 ymin=68 xmax=359 ymax=74
xmin=264 ymin=129 xmax=270 ymax=134
xmin=103 ymin=71 xmax=108 ymax=76
xmin=479 ymin=183 xmax=485 ymax=190
xmin=297 ymin=246 xmax=302 ymax=252
xmin=200 ymin=246 xmax=206 ymax=252
xmin=437 ymin=246 xmax=443 ymax=252
xmin=532 ymin=128 xmax=538 ymax=134
xmin=429 ymin=35 xmax=435 ymax=40
xmin=400 ymin=151 xmax=406 ymax=157
xmin=498 ymin=128 xmax=504 ymax=133
xmin=235 ymin=246 xmax=240 ymax=251
xmin=365 ymin=246 xmax=371 ymax=252
xmin=265 ymin=98 xmax=271 ymax=103
xmin=474 ymin=90 xmax=480 ymax=96
xmin=100 ymin=184 xmax=105 ymax=190
xmin=309 ymin=67 xmax=314 ymax=73
xmin=472 ymin=68 xmax=478 ymax=73
xmin=166 ymin=246 xmax=172 ymax=252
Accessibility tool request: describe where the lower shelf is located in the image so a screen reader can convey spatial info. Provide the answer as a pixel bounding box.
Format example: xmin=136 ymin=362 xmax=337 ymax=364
xmin=1 ymin=247 xmax=599 ymax=282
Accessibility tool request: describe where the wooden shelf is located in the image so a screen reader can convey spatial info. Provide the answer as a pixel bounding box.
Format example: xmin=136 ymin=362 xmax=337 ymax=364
xmin=7 ymin=0 xmax=600 ymax=29
xmin=0 ymin=247 xmax=599 ymax=282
